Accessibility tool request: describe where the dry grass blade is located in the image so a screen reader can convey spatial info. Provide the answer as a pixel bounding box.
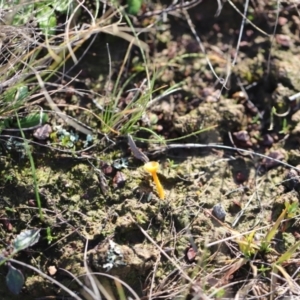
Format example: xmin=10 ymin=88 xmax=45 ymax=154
xmin=264 ymin=207 xmax=287 ymax=246
xmin=276 ymin=240 xmax=300 ymax=265
xmin=8 ymin=258 xmax=82 ymax=300
xmin=59 ymin=9 xmax=150 ymax=55
xmin=217 ymin=258 xmax=249 ymax=288
xmin=102 ymin=24 xmax=149 ymax=52
xmin=33 ymin=68 xmax=93 ymax=135
xmin=128 ymin=134 xmax=149 ymax=163
xmin=226 ymin=0 xmax=269 ymax=36
xmin=0 ymin=3 xmax=150 ymax=134
xmin=129 ymin=215 xmax=194 ymax=285
xmin=274 ymin=265 xmax=300 ymax=294
xmin=81 ymin=268 xmax=114 ymax=300
xmin=0 ymin=23 xmax=36 ymax=78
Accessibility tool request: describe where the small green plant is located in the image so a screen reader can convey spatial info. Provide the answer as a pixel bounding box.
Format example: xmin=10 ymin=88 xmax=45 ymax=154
xmin=251 ymin=113 xmax=261 ymax=124
xmin=91 ymin=8 xmax=152 ymax=136
xmin=224 ymin=203 xmax=300 ymax=299
xmin=236 ymin=230 xmax=258 ymax=258
xmin=280 ymin=201 xmax=299 ymax=232
xmin=257 ymin=265 xmax=270 ymax=277
xmin=166 ymin=158 xmax=179 ymax=169
xmin=126 ymin=0 xmax=143 ymax=15
xmin=270 ymin=239 xmax=300 ymax=300
xmin=214 ymin=288 xmax=225 ymax=298
xmin=279 ymin=118 xmax=290 ymax=135
xmin=235 ymin=206 xmax=289 ymax=256
xmin=46 ymin=227 xmax=55 ymax=244
xmin=94 ymin=75 xmax=157 ymax=135
xmin=260 ymin=206 xmax=287 ymax=252
xmin=2 ymin=0 xmax=76 ymax=34
xmin=0 ymin=229 xmax=40 ymax=295
xmin=16 ymin=113 xmax=44 ymax=220
xmin=286 ymin=201 xmax=298 ymax=218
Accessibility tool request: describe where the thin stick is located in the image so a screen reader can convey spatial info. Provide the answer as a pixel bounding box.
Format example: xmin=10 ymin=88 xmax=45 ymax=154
xmin=267 ymin=0 xmax=280 ymax=76
xmin=9 ymin=258 xmax=82 ymax=300
xmin=128 ymin=134 xmax=149 ymax=163
xmin=227 ymin=0 xmax=269 ymax=36
xmin=231 ymin=0 xmax=249 ymax=67
xmin=183 ymin=9 xmax=224 ymax=86
xmin=153 ymin=143 xmax=298 ymax=171
xmin=129 ymin=215 xmax=194 ymax=284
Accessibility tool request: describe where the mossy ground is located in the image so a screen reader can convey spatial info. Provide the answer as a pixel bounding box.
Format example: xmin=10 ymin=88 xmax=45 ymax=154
xmin=1 ymin=1 xmax=300 ymax=299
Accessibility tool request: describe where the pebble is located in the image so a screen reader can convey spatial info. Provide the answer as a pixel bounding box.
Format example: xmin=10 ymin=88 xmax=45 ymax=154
xmin=33 ymin=124 xmax=52 ymax=140
xmin=233 ymin=130 xmax=250 ymax=142
xmin=113 ymin=171 xmax=126 ymax=189
xmin=261 ymin=150 xmax=285 ymax=170
xmin=48 ymin=265 xmax=57 ymax=276
xmin=284 ymin=168 xmax=300 ymax=191
xmin=212 ymin=203 xmax=226 ymax=222
xmin=185 ymin=245 xmax=197 ymax=263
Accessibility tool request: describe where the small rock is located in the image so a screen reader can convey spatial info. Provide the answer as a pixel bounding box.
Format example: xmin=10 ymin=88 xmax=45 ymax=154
xmin=245 ymin=100 xmax=259 ymax=115
xmin=90 ymin=240 xmax=158 ymax=276
xmin=232 ymin=91 xmax=247 ymax=102
xmin=28 ymin=199 xmax=36 ymax=207
xmin=276 ymin=34 xmax=291 ymax=47
xmin=113 ymin=171 xmax=126 ymax=189
xmin=185 ymin=244 xmax=197 ymax=263
xmin=233 ymin=130 xmax=250 ymax=142
xmin=212 ymin=203 xmax=226 ymax=222
xmin=203 ymin=88 xmax=221 ymax=102
xmin=235 ymin=171 xmax=247 ymax=184
xmin=101 ymin=163 xmax=114 ymax=176
xmin=233 ymin=130 xmax=252 ymax=147
xmin=1 ymin=218 xmax=13 ymax=231
xmin=278 ymin=17 xmax=288 ymax=26
xmin=284 ymin=169 xmax=300 ymax=191
xmin=33 ymin=124 xmax=52 ymax=140
xmin=291 ymin=110 xmax=300 ymax=123
xmin=262 ymin=134 xmax=274 ymax=147
xmin=48 ymin=265 xmax=57 ymax=276
xmin=262 ymin=150 xmax=285 ymax=170
xmin=6 ymin=222 xmax=12 ymax=231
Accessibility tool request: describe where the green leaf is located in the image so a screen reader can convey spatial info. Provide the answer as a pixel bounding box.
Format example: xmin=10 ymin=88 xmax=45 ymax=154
xmin=37 ymin=6 xmax=57 ymax=36
xmin=276 ymin=240 xmax=300 ymax=265
xmin=46 ymin=227 xmax=55 ymax=244
xmin=40 ymin=15 xmax=57 ymax=36
xmin=12 ymin=112 xmax=48 ymax=129
xmin=126 ymin=0 xmax=143 ymax=15
xmin=0 ymin=119 xmax=9 ymax=132
xmin=286 ymin=201 xmax=298 ymax=218
xmin=264 ymin=208 xmax=287 ymax=246
xmin=53 ymin=0 xmax=71 ymax=12
xmin=14 ymin=86 xmax=28 ymax=102
xmin=6 ymin=265 xmax=24 ymax=295
xmin=12 ymin=229 xmax=40 ymax=253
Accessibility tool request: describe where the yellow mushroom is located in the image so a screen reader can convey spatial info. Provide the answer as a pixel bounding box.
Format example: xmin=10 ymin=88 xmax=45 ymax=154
xmin=144 ymin=161 xmax=165 ymax=200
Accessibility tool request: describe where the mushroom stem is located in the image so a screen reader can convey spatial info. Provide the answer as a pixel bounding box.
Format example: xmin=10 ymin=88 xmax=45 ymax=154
xmin=152 ymin=172 xmax=165 ymax=200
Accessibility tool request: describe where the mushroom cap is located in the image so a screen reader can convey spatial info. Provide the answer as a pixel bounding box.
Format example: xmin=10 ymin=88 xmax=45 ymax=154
xmin=144 ymin=161 xmax=159 ymax=173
